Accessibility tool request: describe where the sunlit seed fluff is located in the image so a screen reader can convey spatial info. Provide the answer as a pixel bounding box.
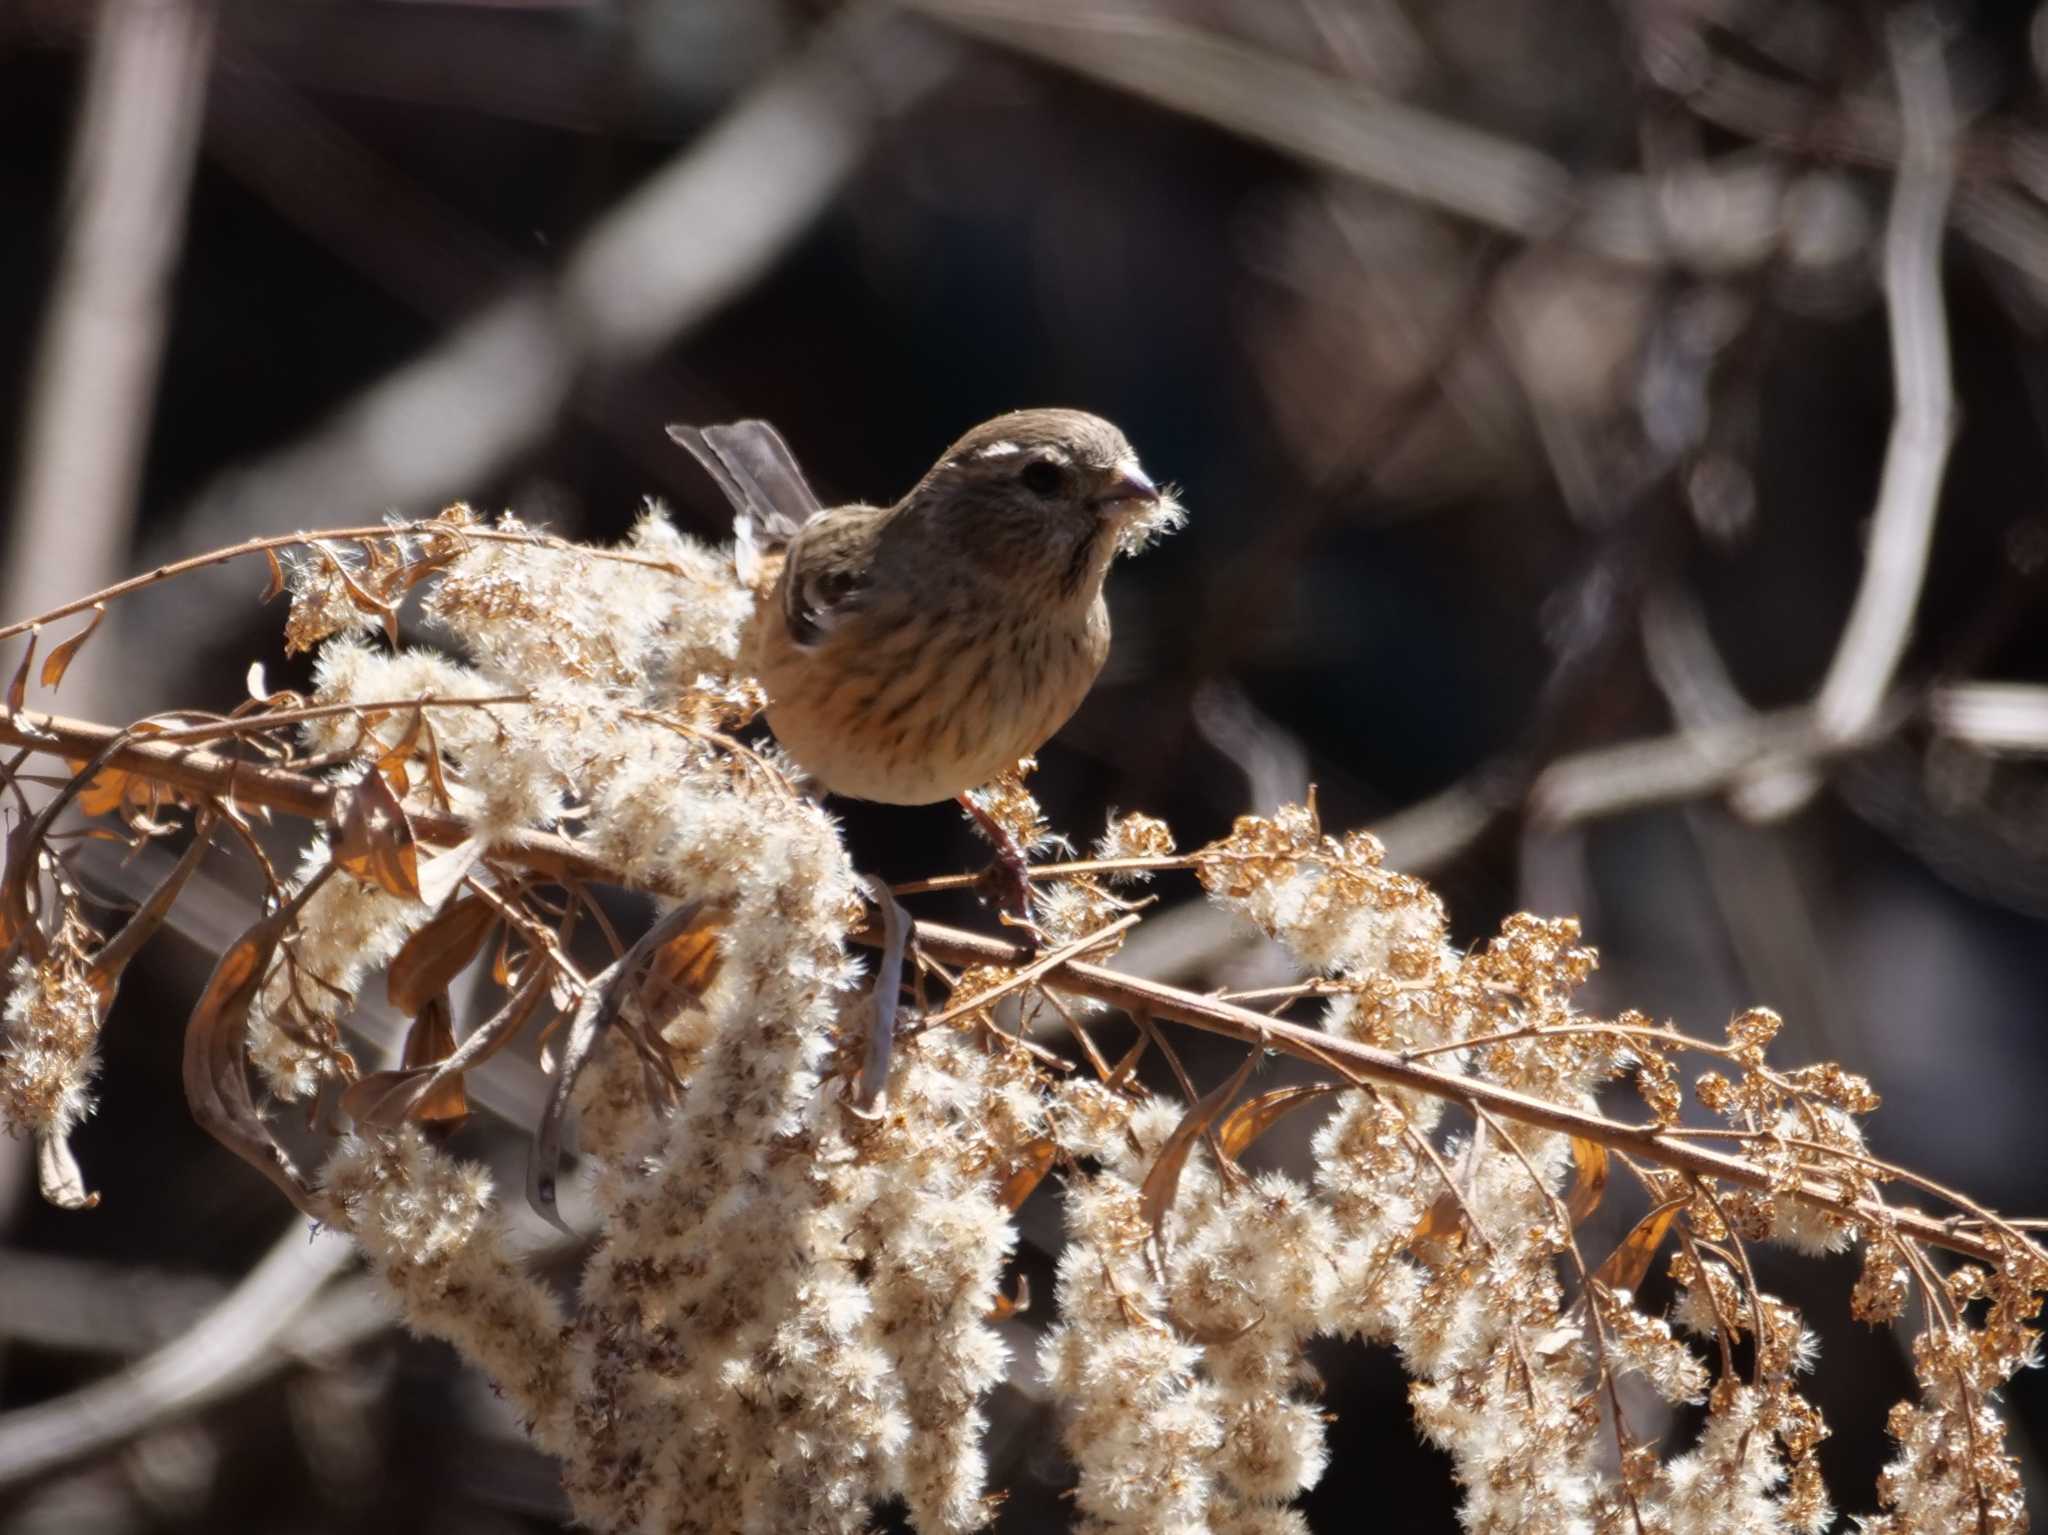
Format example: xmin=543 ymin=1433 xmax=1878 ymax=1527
xmin=323 ymin=1130 xmax=571 ymax=1451
xmin=1 ymin=952 xmax=102 ymax=1136
xmin=239 ymin=483 xmax=2025 ymax=1535
xmin=246 ymin=839 xmax=425 ymax=1101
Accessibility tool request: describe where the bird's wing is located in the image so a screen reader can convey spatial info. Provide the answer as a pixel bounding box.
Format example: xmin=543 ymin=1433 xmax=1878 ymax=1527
xmin=668 ymin=420 xmax=825 ymax=584
xmin=779 ymin=512 xmax=878 ymax=649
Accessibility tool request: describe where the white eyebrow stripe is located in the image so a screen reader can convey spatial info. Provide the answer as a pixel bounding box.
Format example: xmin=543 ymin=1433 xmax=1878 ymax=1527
xmin=973 ymin=440 xmax=1022 ymax=459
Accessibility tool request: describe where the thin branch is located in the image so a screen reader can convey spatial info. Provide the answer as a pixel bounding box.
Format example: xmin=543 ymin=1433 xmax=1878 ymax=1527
xmin=0 ymin=521 xmax=690 ymax=645
xmin=1812 ymin=11 xmax=1959 ymax=744
xmin=1 ymin=705 xmax=2034 ymax=1269
xmin=0 ymin=1222 xmax=372 ymax=1490
xmin=137 ymin=5 xmax=956 ymax=618
xmin=1928 ymin=681 xmax=2048 ymax=754
xmin=903 ymin=0 xmax=1801 ymax=270
xmin=1525 ymin=699 xmax=1902 ymax=827
xmin=1 ymin=0 xmax=217 ymax=715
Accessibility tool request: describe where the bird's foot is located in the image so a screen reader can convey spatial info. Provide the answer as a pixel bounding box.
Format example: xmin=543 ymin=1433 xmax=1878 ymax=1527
xmin=959 ymin=794 xmax=1044 ymax=953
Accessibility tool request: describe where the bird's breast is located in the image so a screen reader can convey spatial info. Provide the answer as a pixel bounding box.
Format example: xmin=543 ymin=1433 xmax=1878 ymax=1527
xmin=750 ymin=588 xmax=1110 ymax=805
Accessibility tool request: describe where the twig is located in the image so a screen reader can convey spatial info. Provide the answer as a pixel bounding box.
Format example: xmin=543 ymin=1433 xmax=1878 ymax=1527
xmin=0 ymin=1222 xmax=371 ymax=1489
xmin=138 ymin=5 xmax=956 ymax=614
xmin=1525 ymin=699 xmax=1901 ymax=826
xmin=1928 ymin=682 xmax=2048 ymax=754
xmin=1 ymin=706 xmax=2032 ymax=1268
xmin=1 ymin=0 xmax=217 ymax=714
xmin=903 ymin=0 xmax=1802 ymax=270
xmin=1811 ymin=11 xmax=1958 ymax=746
xmin=0 ymin=522 xmax=687 ymax=645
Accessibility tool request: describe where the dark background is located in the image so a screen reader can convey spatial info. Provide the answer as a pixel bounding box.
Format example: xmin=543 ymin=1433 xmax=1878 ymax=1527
xmin=2 ymin=1 xmax=2046 ymax=1529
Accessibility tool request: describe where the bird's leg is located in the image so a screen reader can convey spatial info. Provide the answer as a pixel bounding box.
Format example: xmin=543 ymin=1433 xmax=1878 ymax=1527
xmin=855 ymin=874 xmax=913 ymax=1109
xmin=957 ymin=792 xmax=1041 ymax=943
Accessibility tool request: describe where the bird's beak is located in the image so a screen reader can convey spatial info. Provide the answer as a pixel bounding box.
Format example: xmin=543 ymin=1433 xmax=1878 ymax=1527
xmin=1096 ymin=462 xmax=1160 ymax=513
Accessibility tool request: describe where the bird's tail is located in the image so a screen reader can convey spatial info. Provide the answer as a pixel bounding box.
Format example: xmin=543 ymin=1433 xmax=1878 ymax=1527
xmin=667 ymin=420 xmax=825 ymax=586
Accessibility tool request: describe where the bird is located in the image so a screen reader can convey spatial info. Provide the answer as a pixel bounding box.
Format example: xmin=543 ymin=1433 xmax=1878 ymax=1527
xmin=670 ymin=409 xmax=1177 ymax=900
xmin=670 ymin=409 xmax=1179 ymax=1106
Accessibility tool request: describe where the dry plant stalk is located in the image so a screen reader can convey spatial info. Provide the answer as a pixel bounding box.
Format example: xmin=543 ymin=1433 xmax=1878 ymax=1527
xmin=1 ymin=505 xmax=2042 ymax=1534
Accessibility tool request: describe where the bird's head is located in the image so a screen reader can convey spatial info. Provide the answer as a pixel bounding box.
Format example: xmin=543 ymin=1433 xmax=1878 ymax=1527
xmin=897 ymin=409 xmax=1183 ymax=597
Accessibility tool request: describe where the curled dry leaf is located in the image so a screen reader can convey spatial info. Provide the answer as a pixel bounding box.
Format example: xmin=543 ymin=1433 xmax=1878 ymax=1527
xmin=529 ymin=978 xmax=608 ymax=1231
xmin=182 ymin=884 xmax=328 ymax=1221
xmin=259 ymin=546 xmax=286 ymax=603
xmin=67 ymin=722 xmax=175 ymax=819
xmin=396 ymin=994 xmax=469 ymax=1122
xmin=87 ymin=812 xmax=216 ymax=1001
xmin=387 ymin=893 xmax=498 ymax=1016
xmin=2 ymin=819 xmax=38 ymax=957
xmin=1105 ymin=1032 xmax=1149 ymax=1090
xmin=322 ymin=542 xmax=400 ymax=647
xmin=641 ymin=903 xmax=727 ymax=1017
xmin=1218 ymin=1081 xmax=1340 ymax=1161
xmin=1591 ymin=1194 xmax=1693 ymax=1296
xmin=36 ymin=1130 xmax=98 ymax=1210
xmin=39 ymin=604 xmax=104 ymax=691
xmin=345 ymin=961 xmax=552 ymax=1128
xmin=7 ymin=630 xmax=35 ymax=713
xmin=374 ymin=709 xmax=429 ymax=799
xmin=1139 ymin=1050 xmax=1257 ymax=1261
xmin=996 ymin=1135 xmax=1056 ymax=1213
xmin=985 ymin=1274 xmax=1030 ymax=1323
xmin=70 ymin=760 xmax=134 ymax=818
xmin=530 ymin=900 xmax=714 ymax=1227
xmin=416 ymin=836 xmax=483 ymax=911
xmin=1409 ymin=1188 xmax=1467 ymax=1248
xmin=1564 ymin=1135 xmax=1610 ymax=1227
xmin=332 ymin=767 xmax=420 ymax=901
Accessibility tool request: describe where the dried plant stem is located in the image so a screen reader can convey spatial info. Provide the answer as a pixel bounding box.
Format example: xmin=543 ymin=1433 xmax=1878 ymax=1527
xmin=0 ymin=704 xmax=2033 ymax=1269
xmin=1812 ymin=9 xmax=1959 ymax=746
xmin=0 ymin=522 xmax=691 ymax=646
xmin=0 ymin=1222 xmax=367 ymax=1490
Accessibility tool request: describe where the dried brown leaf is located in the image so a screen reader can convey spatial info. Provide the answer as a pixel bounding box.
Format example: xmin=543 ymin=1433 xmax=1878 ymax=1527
xmin=1564 ymin=1136 xmax=1610 ymax=1227
xmin=1139 ymin=1051 xmax=1256 ymax=1257
xmin=36 ymin=1130 xmax=98 ymax=1211
xmin=415 ymin=836 xmax=483 ymax=912
xmin=7 ymin=630 xmax=35 ymax=712
xmin=531 ymin=901 xmax=710 ymax=1227
xmin=1592 ymin=1194 xmax=1691 ymax=1295
xmin=397 ymin=994 xmax=468 ymax=1121
xmin=70 ymin=760 xmax=132 ymax=818
xmin=641 ymin=904 xmax=726 ymax=1016
xmin=346 ymin=963 xmax=551 ymax=1128
xmin=331 ymin=768 xmax=419 ymax=900
xmin=1219 ymin=1082 xmax=1339 ymax=1161
xmin=985 ymin=1274 xmax=1030 ymax=1322
xmin=396 ymin=539 xmax=464 ymax=593
xmin=39 ymin=605 xmax=104 ymax=691
xmin=182 ymin=894 xmax=323 ymax=1219
xmin=996 ymin=1136 xmax=1056 ymax=1213
xmin=259 ymin=546 xmax=286 ymax=603
xmin=1409 ymin=1189 xmax=1466 ymax=1248
xmin=387 ymin=893 xmax=497 ymax=1016
xmin=323 ymin=543 xmax=400 ymax=646
xmin=87 ymin=814 xmax=215 ymax=1000
xmin=1 ymin=820 xmax=35 ymax=956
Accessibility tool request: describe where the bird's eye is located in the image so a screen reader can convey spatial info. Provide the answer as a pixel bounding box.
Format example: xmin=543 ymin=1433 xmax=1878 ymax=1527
xmin=1019 ymin=458 xmax=1064 ymax=498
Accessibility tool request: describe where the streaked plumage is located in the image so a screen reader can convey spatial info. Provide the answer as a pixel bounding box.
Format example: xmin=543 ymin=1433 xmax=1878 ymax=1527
xmin=671 ymin=409 xmax=1176 ymax=806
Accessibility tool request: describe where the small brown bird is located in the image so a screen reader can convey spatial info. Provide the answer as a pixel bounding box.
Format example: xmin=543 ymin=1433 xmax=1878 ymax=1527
xmin=670 ymin=410 xmax=1178 ymax=908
